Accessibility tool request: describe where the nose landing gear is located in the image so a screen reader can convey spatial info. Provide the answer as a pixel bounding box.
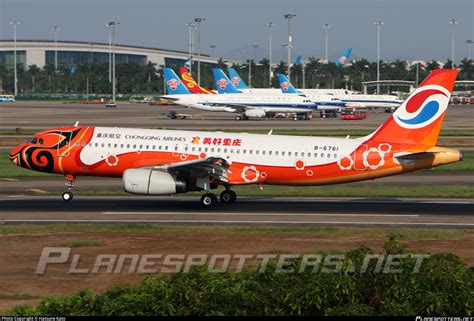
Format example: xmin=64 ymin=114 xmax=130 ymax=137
xmin=62 ymin=174 xmax=75 ymax=202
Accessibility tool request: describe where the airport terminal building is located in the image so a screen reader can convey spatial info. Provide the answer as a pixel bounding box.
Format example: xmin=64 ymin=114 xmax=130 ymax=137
xmin=0 ymin=39 xmax=228 ymax=70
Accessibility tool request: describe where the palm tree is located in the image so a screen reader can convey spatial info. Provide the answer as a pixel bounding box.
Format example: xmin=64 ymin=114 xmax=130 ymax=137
xmin=27 ymin=65 xmax=41 ymax=92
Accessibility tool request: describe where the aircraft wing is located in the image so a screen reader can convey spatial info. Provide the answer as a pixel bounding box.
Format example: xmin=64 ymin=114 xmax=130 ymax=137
xmin=159 ymin=157 xmax=231 ymax=183
xmin=198 ymin=101 xmax=250 ymax=112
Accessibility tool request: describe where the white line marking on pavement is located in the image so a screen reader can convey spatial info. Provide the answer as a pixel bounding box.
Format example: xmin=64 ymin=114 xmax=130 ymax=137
xmin=3 ymin=219 xmax=473 ymax=227
xmin=101 ymin=212 xmax=419 ymax=217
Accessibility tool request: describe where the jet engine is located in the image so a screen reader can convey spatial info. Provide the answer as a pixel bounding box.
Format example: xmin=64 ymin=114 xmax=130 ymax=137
xmin=244 ymin=109 xmax=266 ymax=118
xmin=123 ymin=168 xmax=187 ymax=195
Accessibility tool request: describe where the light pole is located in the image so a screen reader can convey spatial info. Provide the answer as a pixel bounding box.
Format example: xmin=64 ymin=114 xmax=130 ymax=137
xmin=186 ymin=22 xmax=195 ymax=74
xmin=284 ymin=14 xmax=295 ymax=81
xmin=52 ymin=26 xmax=60 ymax=70
xmin=449 ymin=19 xmax=459 ymax=69
xmin=467 ymin=40 xmax=473 ymax=60
xmin=374 ymin=20 xmax=384 ymax=94
xmin=267 ymin=21 xmax=275 ymax=87
xmin=194 ymin=17 xmax=206 ymax=85
xmin=322 ymin=23 xmax=331 ymax=62
xmin=249 ymin=44 xmax=259 ymax=87
xmin=106 ymin=23 xmax=113 ymax=82
xmin=449 ymin=19 xmax=458 ymax=68
xmin=106 ymin=21 xmax=119 ymax=103
xmin=9 ymin=21 xmax=20 ymax=96
xmin=210 ymin=45 xmax=216 ymax=57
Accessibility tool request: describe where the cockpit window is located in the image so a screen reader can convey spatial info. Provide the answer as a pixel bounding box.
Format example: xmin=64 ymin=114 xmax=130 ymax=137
xmin=38 ymin=138 xmax=44 ymax=145
xmin=31 ymin=138 xmax=38 ymax=144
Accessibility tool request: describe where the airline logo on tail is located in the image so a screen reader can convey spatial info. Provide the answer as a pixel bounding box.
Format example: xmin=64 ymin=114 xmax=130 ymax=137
xmin=394 ymin=85 xmax=450 ymax=129
xmin=277 ymin=74 xmax=299 ymax=94
xmin=179 ymin=67 xmax=215 ymax=94
xmin=231 ymin=77 xmax=241 ymax=87
xmin=163 ymin=68 xmax=192 ymax=95
xmin=228 ymin=68 xmax=249 ymax=89
xmin=335 ymin=48 xmax=352 ymax=67
xmin=217 ymin=78 xmax=229 ymax=90
xmin=281 ymin=82 xmax=291 ymax=92
xmin=167 ymin=79 xmax=180 ymax=91
xmin=212 ymin=68 xmax=241 ymax=94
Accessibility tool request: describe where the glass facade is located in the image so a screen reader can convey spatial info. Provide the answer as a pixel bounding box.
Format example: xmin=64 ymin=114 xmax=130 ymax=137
xmin=45 ymin=51 xmax=146 ymax=69
xmin=164 ymin=57 xmax=217 ymax=69
xmin=0 ymin=51 xmax=27 ymax=70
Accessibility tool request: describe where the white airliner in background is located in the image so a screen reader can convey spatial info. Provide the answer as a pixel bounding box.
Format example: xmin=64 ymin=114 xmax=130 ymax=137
xmin=161 ymin=68 xmax=318 ymax=120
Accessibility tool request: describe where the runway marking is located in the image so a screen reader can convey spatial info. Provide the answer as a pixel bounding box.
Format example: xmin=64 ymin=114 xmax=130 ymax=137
xmin=3 ymin=219 xmax=474 ymax=227
xmin=0 ymin=178 xmax=19 ymax=182
xmin=101 ymin=212 xmax=420 ymax=217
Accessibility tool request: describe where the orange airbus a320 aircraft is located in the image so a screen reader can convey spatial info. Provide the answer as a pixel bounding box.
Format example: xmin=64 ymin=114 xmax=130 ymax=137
xmin=10 ymin=69 xmax=462 ymax=207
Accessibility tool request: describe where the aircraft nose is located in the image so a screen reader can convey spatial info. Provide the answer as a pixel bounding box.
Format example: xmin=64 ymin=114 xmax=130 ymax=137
xmin=9 ymin=143 xmax=27 ymax=166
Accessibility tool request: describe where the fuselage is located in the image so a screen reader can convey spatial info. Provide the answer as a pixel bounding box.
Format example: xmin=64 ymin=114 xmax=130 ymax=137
xmin=161 ymin=93 xmax=317 ymax=113
xmin=10 ymin=126 xmax=461 ymax=186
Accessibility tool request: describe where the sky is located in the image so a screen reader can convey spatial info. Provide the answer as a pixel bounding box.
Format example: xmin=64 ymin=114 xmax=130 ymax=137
xmin=1 ymin=0 xmax=473 ymax=63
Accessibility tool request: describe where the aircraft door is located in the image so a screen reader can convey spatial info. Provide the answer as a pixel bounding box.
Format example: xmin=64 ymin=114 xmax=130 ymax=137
xmin=353 ymin=144 xmax=367 ymax=170
xmin=57 ymin=131 xmax=72 ymax=157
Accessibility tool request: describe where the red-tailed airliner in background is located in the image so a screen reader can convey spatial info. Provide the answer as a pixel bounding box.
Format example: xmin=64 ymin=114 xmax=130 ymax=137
xmin=9 ymin=69 xmax=462 ymax=207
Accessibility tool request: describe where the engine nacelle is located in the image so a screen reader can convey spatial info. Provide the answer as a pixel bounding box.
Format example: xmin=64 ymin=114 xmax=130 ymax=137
xmin=244 ymin=109 xmax=266 ymax=118
xmin=123 ymin=168 xmax=187 ymax=195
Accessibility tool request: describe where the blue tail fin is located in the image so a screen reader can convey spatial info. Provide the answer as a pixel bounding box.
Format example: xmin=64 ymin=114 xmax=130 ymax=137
xmin=163 ymin=68 xmax=192 ymax=94
xmin=278 ymin=74 xmax=300 ymax=94
xmin=228 ymin=68 xmax=249 ymax=89
xmin=335 ymin=48 xmax=352 ymax=67
xmin=212 ymin=68 xmax=241 ymax=94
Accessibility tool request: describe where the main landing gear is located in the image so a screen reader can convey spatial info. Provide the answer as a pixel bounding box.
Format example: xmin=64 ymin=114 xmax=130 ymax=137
xmin=62 ymin=174 xmax=75 ymax=202
xmin=200 ymin=189 xmax=237 ymax=208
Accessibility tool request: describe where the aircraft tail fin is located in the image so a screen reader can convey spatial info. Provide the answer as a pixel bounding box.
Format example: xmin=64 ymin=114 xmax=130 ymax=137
xmin=179 ymin=67 xmax=215 ymax=94
xmin=163 ymin=68 xmax=192 ymax=95
xmin=228 ymin=68 xmax=249 ymax=89
xmin=367 ymin=69 xmax=458 ymax=148
xmin=212 ymin=68 xmax=241 ymax=94
xmin=335 ymin=48 xmax=352 ymax=67
xmin=278 ymin=74 xmax=300 ymax=94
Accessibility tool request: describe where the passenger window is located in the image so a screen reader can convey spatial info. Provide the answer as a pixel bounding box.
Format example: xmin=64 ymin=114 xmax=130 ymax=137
xmin=82 ymin=142 xmax=86 ymax=147
xmin=282 ymin=151 xmax=285 ymax=156
xmin=217 ymin=148 xmax=221 ymax=153
xmin=288 ymin=152 xmax=292 ymax=156
xmin=243 ymin=149 xmax=247 ymax=154
xmin=139 ymin=145 xmax=143 ymax=150
xmin=256 ymin=150 xmax=259 ymax=155
xmin=269 ymin=151 xmax=272 ymax=155
xmin=262 ymin=150 xmax=266 ymax=155
xmin=101 ymin=143 xmax=105 ymax=147
xmin=314 ymin=153 xmax=317 ymax=158
xmin=307 ymin=153 xmax=311 ymax=157
xmin=145 ymin=145 xmax=149 ymax=150
xmin=152 ymin=145 xmax=155 ymax=150
xmin=174 ymin=146 xmax=178 ymax=151
xmin=275 ymin=151 xmax=278 ymax=156
xmin=320 ymin=153 xmax=324 ymax=158
xmin=185 ymin=146 xmax=188 ymax=152
xmin=108 ymin=143 xmax=111 ymax=148
xmin=133 ymin=144 xmax=136 ymax=149
xmin=127 ymin=144 xmax=130 ymax=149
xmin=198 ymin=147 xmax=202 ymax=152
xmin=211 ymin=148 xmax=215 ymax=152
xmin=159 ymin=145 xmax=162 ymax=150
xmin=295 ymin=152 xmax=298 ymax=157
xmin=224 ymin=148 xmax=227 ymax=153
xmin=205 ymin=148 xmax=208 ymax=152
xmin=249 ymin=150 xmax=253 ymax=155
xmin=120 ymin=144 xmax=124 ymax=148
xmin=165 ymin=146 xmax=169 ymax=151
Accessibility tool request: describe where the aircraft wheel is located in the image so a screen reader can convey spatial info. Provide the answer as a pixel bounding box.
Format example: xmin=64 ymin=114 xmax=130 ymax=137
xmin=220 ymin=190 xmax=237 ymax=204
xmin=62 ymin=191 xmax=73 ymax=202
xmin=235 ymin=115 xmax=242 ymax=121
xmin=200 ymin=193 xmax=218 ymax=208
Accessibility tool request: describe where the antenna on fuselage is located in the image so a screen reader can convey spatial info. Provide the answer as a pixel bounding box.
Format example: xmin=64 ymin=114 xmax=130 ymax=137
xmin=267 ymin=129 xmax=273 ymax=135
xmin=74 ymin=121 xmax=79 ymax=127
